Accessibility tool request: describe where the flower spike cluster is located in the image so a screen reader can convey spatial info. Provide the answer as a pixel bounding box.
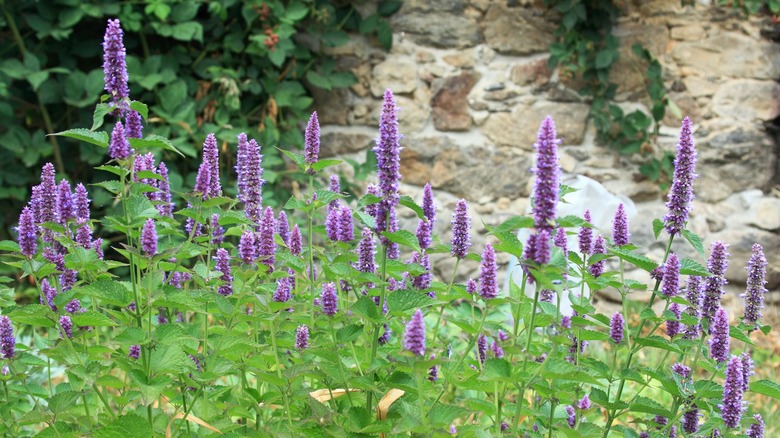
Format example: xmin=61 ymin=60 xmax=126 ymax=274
xmin=103 ymin=19 xmax=129 ymax=105
xmin=664 ymin=117 xmax=698 ymax=236
xmin=742 ymin=243 xmax=767 ymax=329
xmin=531 ymin=115 xmax=560 ymax=233
xmin=451 ymin=199 xmax=471 ymax=259
xmin=304 ymin=112 xmax=320 ymax=173
xmin=404 ymin=309 xmax=426 ymax=356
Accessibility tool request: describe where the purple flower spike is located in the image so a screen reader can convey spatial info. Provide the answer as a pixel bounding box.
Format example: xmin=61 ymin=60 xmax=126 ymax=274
xmin=589 ymin=235 xmax=606 ymax=278
xmin=57 ymin=180 xmax=74 ymax=224
xmin=156 ymin=163 xmax=173 ymax=217
xmin=304 ymin=112 xmax=320 ymax=173
xmin=59 ymin=315 xmax=73 ymax=339
xmin=668 ymin=425 xmax=677 ymax=438
xmin=477 ymin=333 xmax=487 ymax=364
xmin=404 ymin=309 xmax=426 ymax=356
xmin=239 ymin=230 xmax=257 ymax=264
xmin=639 ymin=433 xmax=649 ymax=438
xmin=258 ymin=207 xmax=276 ymax=272
xmin=740 ymin=352 xmax=754 ymax=392
xmin=329 ymin=174 xmax=340 ymax=196
xmin=703 ymin=241 xmax=730 ymax=322
xmin=65 ymin=299 xmax=81 ymax=314
xmin=672 ymin=363 xmax=691 ymax=378
xmin=129 ymin=345 xmax=140 ymax=359
xmin=40 ymin=163 xmax=58 ymax=225
xmin=374 ymin=89 xmax=402 ymax=203
xmin=74 ymin=183 xmax=91 ymax=221
xmin=709 ymin=307 xmax=730 ymax=363
xmin=554 ymin=227 xmax=568 ymax=252
xmin=721 ymin=355 xmax=745 ymax=428
xmin=534 ymin=229 xmax=552 ymax=266
xmin=579 ymin=210 xmax=593 ymax=255
xmin=102 ymin=19 xmax=129 ymax=104
xmin=273 ymin=277 xmax=291 ymax=303
xmin=742 ymin=243 xmax=767 ymax=329
xmin=532 ymin=116 xmax=561 ymax=232
xmin=325 ymin=203 xmax=339 ymax=241
xmin=466 ymin=279 xmax=478 ymax=295
xmin=422 ymin=183 xmax=435 ymax=222
xmin=277 ymin=211 xmax=290 ymax=245
xmin=321 ymin=282 xmax=338 ymax=316
xmin=566 ymin=405 xmax=576 ymax=428
xmin=296 ymin=325 xmax=309 ymax=350
xmin=491 ymin=341 xmax=504 ymax=359
xmin=290 ymin=224 xmax=302 ymax=256
xmin=204 ymin=134 xmax=222 ymax=198
xmin=210 ymin=214 xmax=224 ymax=246
xmin=682 ymin=405 xmax=699 ymax=433
xmin=141 ymin=218 xmax=157 ymax=256
xmin=378 ymin=324 xmax=391 ymax=345
xmin=17 ymin=207 xmax=37 ymax=257
xmin=662 ymin=254 xmax=681 ymax=297
xmin=109 ymin=122 xmax=132 ymax=160
xmin=428 ymin=354 xmax=438 ymax=382
xmin=667 ymin=303 xmax=682 ymax=338
xmin=664 ymin=117 xmax=698 ymax=236
xmin=125 ymin=110 xmax=143 ymax=138
xmin=747 ymin=414 xmax=764 ymax=438
xmin=0 ymin=316 xmax=16 ymax=359
xmin=578 ymin=394 xmax=591 ymax=410
xmin=357 ymin=228 xmax=376 ymax=274
xmin=684 ymin=276 xmax=703 ymax=339
xmin=612 ymin=203 xmax=630 ymax=246
xmin=451 ymin=199 xmax=471 ymax=259
xmin=41 ymin=278 xmax=58 ymax=311
xmin=214 ymin=248 xmax=233 ymax=296
xmin=236 ymin=136 xmax=264 ymax=222
xmin=337 ymin=205 xmax=354 ymax=242
xmin=610 ymin=312 xmax=624 ymax=344
xmin=479 ymin=243 xmax=498 ymax=300
xmin=410 ymin=252 xmax=432 ymax=291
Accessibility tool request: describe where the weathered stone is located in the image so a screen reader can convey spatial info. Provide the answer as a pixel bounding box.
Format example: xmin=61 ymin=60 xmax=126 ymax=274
xmin=392 ymin=0 xmax=481 ymax=49
xmin=483 ymin=4 xmax=555 ymax=55
xmin=431 ymin=72 xmax=480 ymax=132
xmin=443 ymin=50 xmax=475 ymax=68
xmin=370 ymin=59 xmax=418 ymax=97
xmin=662 ymin=93 xmax=698 ymax=127
xmin=670 ymin=24 xmax=707 ymax=41
xmin=395 ymin=95 xmax=429 ymax=134
xmin=683 ymin=76 xmax=719 ymax=97
xmin=483 ymin=102 xmax=590 ymax=149
xmin=320 ymin=130 xmax=374 ymax=157
xmin=671 ymin=33 xmax=780 ymax=80
xmin=711 ymin=80 xmax=780 ymax=122
xmin=713 ymin=227 xmax=780 ymax=288
xmin=748 ymin=197 xmax=780 ymax=231
xmin=310 ymin=87 xmax=351 ymax=125
xmin=510 ymin=58 xmax=552 ymax=86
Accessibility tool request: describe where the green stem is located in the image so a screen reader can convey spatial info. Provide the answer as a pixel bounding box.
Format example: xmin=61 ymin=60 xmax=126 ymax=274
xmin=82 ymin=393 xmax=94 ymax=431
xmin=367 ymin=243 xmax=389 ymax=411
xmin=269 ymin=318 xmax=294 ymax=427
xmin=431 ymin=258 xmax=460 ymax=340
xmin=92 ymin=383 xmax=117 ymax=419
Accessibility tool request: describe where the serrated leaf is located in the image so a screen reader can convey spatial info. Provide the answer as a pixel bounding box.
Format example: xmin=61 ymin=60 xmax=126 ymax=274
xmin=278 ymin=148 xmax=306 ymax=170
xmin=356 ymin=211 xmax=376 ymax=229
xmin=481 ymin=359 xmax=511 ymax=381
xmin=7 ymin=304 xmax=56 ymax=327
xmin=609 ymin=247 xmax=658 ymax=272
xmin=311 ymin=158 xmax=342 ymax=172
xmin=750 ymin=379 xmax=780 ymax=399
xmin=387 ymin=289 xmax=431 ymax=313
xmin=729 ymin=325 xmax=755 ymax=346
xmin=634 ymin=335 xmax=682 ymax=353
xmin=652 ymin=218 xmax=664 ymax=239
xmin=336 ymin=324 xmax=363 ymax=343
xmin=93 ymin=180 xmax=123 ymax=194
xmin=91 ymin=103 xmax=112 ymax=131
xmin=74 ymin=279 xmax=133 ymax=307
xmin=491 ymin=216 xmax=535 ymax=233
xmin=358 ymin=194 xmax=382 ymax=209
xmin=129 ymin=101 xmax=149 ymax=120
xmin=577 ymin=329 xmax=609 ymax=341
xmin=382 ymin=229 xmax=421 ymax=253
xmin=150 ymin=343 xmax=190 ymax=374
xmin=94 ymin=413 xmax=153 ymax=438
xmin=428 ymin=404 xmax=470 ymax=427
xmin=398 ymin=195 xmax=425 ymax=220
xmin=0 ymin=240 xmax=20 ymax=252
xmin=541 ymin=358 xmax=601 ymax=385
xmin=129 ymin=135 xmax=184 ymax=157
xmin=48 ymin=391 xmax=82 ymax=414
xmin=51 ymin=129 xmax=108 ymax=148
xmin=681 ymin=229 xmax=704 ymax=255
xmin=72 ymin=311 xmax=117 ymax=327
xmin=679 ymin=258 xmax=710 ymax=277
xmin=629 ymin=396 xmax=671 ymax=417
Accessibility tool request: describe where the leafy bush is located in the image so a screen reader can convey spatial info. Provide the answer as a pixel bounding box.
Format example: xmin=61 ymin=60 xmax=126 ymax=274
xmin=0 ymin=18 xmax=777 ymax=438
xmin=0 ymin=0 xmax=398 ymax=237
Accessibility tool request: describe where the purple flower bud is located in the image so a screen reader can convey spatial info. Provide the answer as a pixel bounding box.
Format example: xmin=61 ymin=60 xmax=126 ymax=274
xmin=236 ymin=136 xmax=264 ymax=222
xmin=578 ymin=394 xmax=591 ymax=410
xmin=703 ymin=242 xmax=729 ymax=322
xmin=428 ymin=354 xmax=438 ymax=382
xmin=666 ymin=302 xmax=682 ymax=338
xmin=39 ymin=163 xmax=58 ymax=225
xmin=612 ymin=203 xmax=630 ymax=246
xmin=742 ymin=243 xmax=767 ymax=329
xmin=450 ymin=424 xmax=456 ymax=435
xmin=74 ymin=183 xmax=91 ymax=221
xmin=566 ymin=405 xmax=576 ymax=427
xmin=125 ymin=109 xmax=143 ymax=138
xmin=422 ymin=182 xmax=436 ymax=222
xmin=239 ymin=231 xmax=257 ymax=264
xmin=477 ymin=333 xmax=487 ymax=365
xmin=579 ymin=210 xmax=593 ymax=255
xmin=129 ymin=345 xmax=140 ymax=359
xmin=672 ymin=363 xmax=691 ymax=378
xmin=0 ymin=315 xmax=16 ymax=359
xmin=589 ymin=235 xmax=606 ymax=278
xmin=747 ymin=414 xmax=764 ymax=438
xmin=102 ymin=19 xmax=129 ymax=104
xmin=740 ymin=352 xmax=754 ymax=392
xmin=141 ymin=218 xmax=157 ymax=256
xmin=156 ymin=162 xmax=173 ymax=217
xmin=76 ymin=219 xmax=93 ymax=249
xmin=451 ymin=199 xmax=471 ymax=259
xmin=416 ymin=218 xmax=432 ymax=251
xmin=533 ymin=229 xmax=552 ymax=266
xmin=93 ymin=238 xmax=104 ymax=260
xmin=337 ymin=205 xmax=354 ymax=242
xmin=204 ymin=134 xmax=222 ymax=198
xmin=157 ymin=307 xmax=169 ymax=325
xmin=17 ymin=207 xmax=37 ymax=257
xmin=610 ymin=312 xmax=625 ymax=344
xmin=321 ymin=282 xmax=338 ymax=316
xmin=325 ymin=206 xmax=339 ymax=241
xmin=214 ymin=248 xmax=233 ymax=296
xmin=290 ymin=224 xmax=302 ymax=256
xmin=662 ymin=254 xmax=681 ymax=297
xmin=378 ymin=324 xmax=391 ymax=345
xmin=60 ymin=315 xmax=73 ymax=339
xmin=296 ymin=325 xmax=309 ymax=350
xmin=374 ymin=89 xmax=402 ymax=204
xmin=65 ymin=299 xmax=81 ymax=314
xmin=277 ymin=211 xmax=290 ymax=246
xmin=210 ymin=214 xmax=224 ymax=246
xmin=466 ymin=279 xmax=478 ymax=295
xmin=273 ymin=277 xmax=291 ymax=303
xmin=258 ymin=207 xmax=276 ymax=272
xmin=329 ymin=174 xmax=340 ymax=196
xmin=127 ymin=301 xmax=136 ymax=312
xmin=491 ymin=341 xmax=504 ymax=359
xmin=709 ymin=307 xmax=730 ymax=363
xmin=668 ymin=425 xmax=677 ymax=438
xmin=500 ymin=422 xmax=508 ymax=432
xmin=404 ymin=309 xmax=426 ymax=356
xmin=304 ymin=112 xmax=320 ymax=173
xmin=561 ymin=315 xmax=572 ymax=329
xmin=109 ymin=122 xmax=131 ymax=160
xmin=410 ymin=252 xmax=432 ymax=291
xmin=364 ymin=183 xmax=381 ymax=220
xmin=41 ymin=278 xmax=57 ymax=311
xmin=684 ymin=276 xmax=703 ymax=339
xmin=639 ymin=433 xmax=649 ymax=438
xmin=664 ymin=117 xmax=698 ymax=236
xmin=539 ymin=289 xmax=554 ymax=302
xmin=554 ymin=227 xmax=568 ymax=253
xmin=680 ymin=403 xmax=699 ymax=433
xmin=357 ymin=228 xmax=376 ymax=275
xmin=479 ymin=243 xmax=498 ymax=300
xmin=721 ymin=355 xmax=745 ymax=428
xmin=532 ymin=116 xmax=560 ymax=232
xmin=654 ymin=415 xmax=668 ymax=427
xmin=57 ymin=180 xmax=74 ymax=224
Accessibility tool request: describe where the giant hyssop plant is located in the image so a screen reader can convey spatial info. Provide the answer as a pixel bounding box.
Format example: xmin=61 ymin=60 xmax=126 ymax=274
xmin=0 ymin=19 xmax=777 ymax=438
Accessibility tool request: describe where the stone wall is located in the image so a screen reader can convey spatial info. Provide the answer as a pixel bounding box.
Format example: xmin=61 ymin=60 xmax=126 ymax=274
xmin=311 ymin=1 xmax=780 ymax=313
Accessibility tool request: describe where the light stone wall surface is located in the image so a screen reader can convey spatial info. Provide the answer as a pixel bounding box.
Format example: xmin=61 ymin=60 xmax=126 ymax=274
xmin=310 ymin=0 xmax=780 ymax=315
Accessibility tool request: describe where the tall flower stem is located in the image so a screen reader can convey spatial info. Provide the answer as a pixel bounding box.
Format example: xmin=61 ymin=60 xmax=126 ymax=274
xmin=307 ymin=174 xmax=316 ymax=329
xmin=432 ymin=258 xmax=460 ymax=341
xmin=269 ymin=317 xmax=294 ymax=427
xmin=366 ymin=243 xmax=389 ymax=411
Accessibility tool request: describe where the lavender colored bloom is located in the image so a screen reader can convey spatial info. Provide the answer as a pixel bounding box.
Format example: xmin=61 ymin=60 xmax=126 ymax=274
xmin=357 ymin=228 xmax=376 ymax=274
xmin=709 ymin=307 xmax=730 ymax=363
xmin=654 ymin=416 xmax=668 ymax=427
xmin=157 ymin=307 xmax=169 ymax=325
xmin=325 ymin=206 xmax=339 ymax=241
xmin=466 ymin=279 xmax=478 ymax=295
xmin=76 ymin=220 xmax=92 ymax=249
xmin=304 ymin=112 xmax=320 ymax=172
xmin=579 ymin=210 xmax=593 ymax=255
xmin=532 ymin=116 xmax=561 ymax=232
xmin=321 ymin=282 xmax=338 ymax=316
xmin=561 ymin=315 xmax=572 ymax=329
xmin=125 ymin=109 xmax=143 ymax=138
xmin=666 ymin=303 xmax=682 ymax=338
xmin=210 ymin=214 xmax=224 ymax=246
xmin=337 ymin=205 xmax=354 ymax=241
xmin=214 ymin=248 xmax=233 ymax=296
xmin=109 ymin=122 xmax=132 ymax=160
xmin=404 ymin=309 xmax=426 ymax=356
xmin=273 ymin=277 xmax=291 ymax=303
xmin=747 ymin=414 xmax=764 ymax=438
xmin=416 ymin=218 xmax=432 ymax=251
xmin=29 ymin=185 xmax=44 ymax=225
xmin=127 ymin=301 xmax=136 ymax=312
xmin=410 ymin=252 xmax=432 ymax=291
xmin=612 ymin=203 xmax=630 ymax=246
xmin=290 ymin=224 xmax=302 ymax=256
xmin=742 ymin=243 xmax=767 ymax=329
xmin=296 ymin=325 xmax=309 ymax=350
xmin=236 ymin=136 xmax=264 ymax=222
xmin=554 ymin=227 xmax=567 ymax=252
xmin=374 ymin=89 xmax=402 ymax=204
xmin=17 ymin=207 xmax=37 ymax=257
xmin=664 ymin=117 xmax=698 ymax=236
xmin=428 ymin=354 xmax=438 ymax=382
xmin=93 ymin=238 xmax=104 ymax=260
xmin=364 ymin=183 xmax=381 ymax=221
xmin=102 ymin=19 xmax=129 ymax=104
xmin=578 ymin=394 xmax=591 ymax=410
xmin=721 ymin=355 xmax=745 ymax=428
xmin=65 ymin=299 xmax=81 ymax=314
xmin=712 ymin=428 xmax=721 ymax=437
xmin=672 ymin=363 xmax=691 ymax=379
xmin=74 ymin=183 xmax=90 ymax=221
xmin=451 ymin=199 xmax=471 ymax=259
xmin=500 ymin=422 xmax=508 ymax=432
xmin=540 ymin=289 xmax=554 ymax=302
xmin=662 ymin=254 xmax=681 ymax=297
xmin=141 ymin=219 xmax=157 ymax=256
xmin=0 ymin=316 xmax=16 ymax=359
xmin=491 ymin=341 xmax=504 ymax=359
xmin=60 ymin=268 xmax=77 ymax=293
xmin=684 ymin=276 xmax=703 ymax=339
xmin=329 ymin=174 xmax=340 ymax=196
xmin=39 ymin=163 xmax=58 ymax=225
xmin=134 ymin=152 xmax=157 ymax=190
xmin=378 ymin=324 xmax=391 ymax=345
xmin=60 ymin=315 xmax=73 ymax=339
xmin=565 ymin=405 xmax=576 ymax=427
xmin=257 ymin=207 xmax=276 ymax=272
xmin=57 ymin=180 xmax=74 ymax=224
xmin=450 ymin=424 xmax=457 ymax=435
xmin=668 ymin=425 xmax=677 ymax=438
xmin=277 ymin=211 xmax=290 ymax=245
xmin=682 ymin=404 xmax=699 ymax=433
xmin=129 ymin=345 xmax=140 ymax=359
xmin=204 ymin=134 xmax=221 ymax=197
xmin=610 ymin=312 xmax=625 ymax=344
xmin=422 ymin=182 xmax=435 ymax=221
xmin=41 ymin=278 xmax=57 ymax=311
xmin=477 ymin=334 xmax=487 ymax=365
xmin=589 ymin=235 xmax=606 ymax=278
xmin=239 ymin=231 xmax=257 ymax=264
xmin=534 ymin=229 xmax=552 ymax=265
xmin=740 ymin=352 xmax=754 ymax=392
xmin=194 ymin=146 xmax=211 ymax=198
xmin=156 ymin=163 xmax=173 ymax=217
xmin=639 ymin=433 xmax=649 ymax=438
xmin=479 ymin=243 xmax=498 ymax=300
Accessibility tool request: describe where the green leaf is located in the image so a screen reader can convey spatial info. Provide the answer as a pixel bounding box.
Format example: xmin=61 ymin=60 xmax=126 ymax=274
xmin=541 ymin=358 xmax=601 ymax=385
xmin=150 ymin=344 xmax=190 ymax=374
xmin=129 ymin=135 xmax=184 ymax=157
xmin=398 ymin=195 xmax=425 ymax=220
xmin=750 ymin=379 xmax=780 ymax=399
xmin=428 ymin=404 xmax=470 ymax=427
xmin=481 ymin=359 xmax=511 ymax=381
xmin=48 ymin=391 xmax=82 ymax=414
xmin=7 ymin=305 xmax=55 ymax=327
xmin=129 ymin=101 xmax=149 ymax=120
xmin=72 ymin=311 xmax=117 ymax=327
xmin=382 ymin=229 xmax=421 ymax=253
xmin=74 ymin=279 xmax=132 ymax=307
xmin=377 ymin=19 xmax=393 ymax=50
xmin=491 ymin=216 xmax=534 ymax=233
xmin=652 ymin=218 xmax=664 ymax=239
xmin=595 ymin=50 xmax=615 ymax=68
xmin=679 ymin=258 xmax=710 ymax=277
xmin=306 ymin=70 xmax=331 ymax=90
xmin=171 ymin=22 xmax=203 ymax=42
xmin=336 ymin=324 xmax=364 ymax=343
xmin=628 ymin=396 xmax=671 ymax=417
xmin=51 ymin=129 xmax=108 ymax=148
xmin=93 ymin=180 xmax=123 ymax=195
xmin=577 ymin=329 xmax=609 ymax=341
xmin=356 ymin=211 xmax=376 ymax=229
xmin=634 ymin=335 xmax=682 ymax=354
xmin=278 ymin=148 xmax=306 ymax=170
xmin=92 ymin=103 xmax=113 ymax=130
xmin=729 ymin=325 xmax=755 ymax=346
xmin=387 ymin=289 xmax=431 ymax=313
xmin=0 ymin=240 xmax=20 ymax=252
xmin=94 ymin=413 xmax=153 ymax=438
xmin=680 ymin=229 xmax=704 ymax=256
xmin=285 ymin=2 xmax=309 ymax=21
xmin=378 ymin=0 xmax=403 ymax=16
xmin=609 ymin=247 xmax=658 ymax=272
xmin=311 ymin=158 xmax=342 ymax=172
